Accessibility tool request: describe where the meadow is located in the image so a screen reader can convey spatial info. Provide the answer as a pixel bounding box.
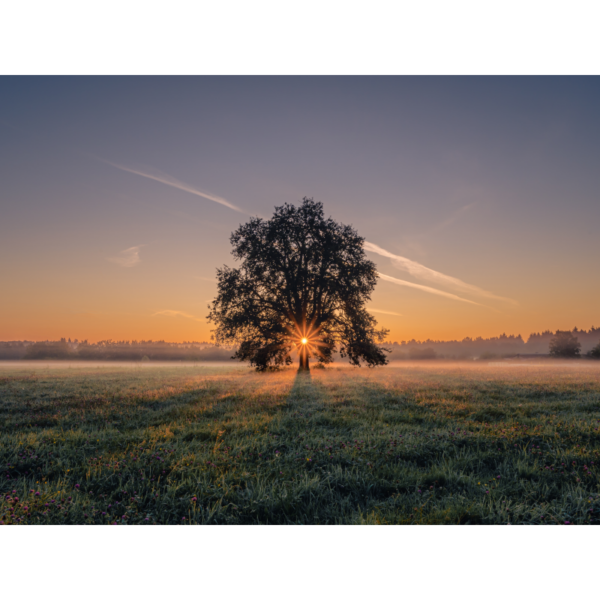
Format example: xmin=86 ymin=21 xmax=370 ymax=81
xmin=1 ymin=361 xmax=599 ymax=525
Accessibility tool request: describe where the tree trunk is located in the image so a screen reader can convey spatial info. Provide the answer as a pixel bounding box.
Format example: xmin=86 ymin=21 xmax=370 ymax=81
xmin=298 ymin=347 xmax=309 ymax=371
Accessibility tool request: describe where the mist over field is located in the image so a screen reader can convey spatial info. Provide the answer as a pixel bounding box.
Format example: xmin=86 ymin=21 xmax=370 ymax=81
xmin=2 ymin=325 xmax=599 ymax=362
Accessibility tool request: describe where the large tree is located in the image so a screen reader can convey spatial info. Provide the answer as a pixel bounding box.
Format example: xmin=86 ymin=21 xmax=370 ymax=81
xmin=207 ymin=198 xmax=389 ymax=371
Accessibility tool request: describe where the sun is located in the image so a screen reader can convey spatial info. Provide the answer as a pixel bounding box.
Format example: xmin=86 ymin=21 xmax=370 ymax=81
xmin=284 ymin=318 xmax=329 ymax=369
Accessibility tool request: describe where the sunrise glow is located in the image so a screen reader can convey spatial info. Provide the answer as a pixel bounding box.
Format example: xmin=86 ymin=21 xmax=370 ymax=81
xmin=1 ymin=78 xmax=599 ymax=345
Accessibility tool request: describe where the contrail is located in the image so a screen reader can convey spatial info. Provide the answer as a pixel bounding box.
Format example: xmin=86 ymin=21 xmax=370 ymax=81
xmin=107 ymin=245 xmax=143 ymax=268
xmin=377 ymin=272 xmax=483 ymax=306
xmin=101 ymin=159 xmax=246 ymax=214
xmin=365 ymin=241 xmax=516 ymax=305
xmin=368 ymin=308 xmax=403 ymax=316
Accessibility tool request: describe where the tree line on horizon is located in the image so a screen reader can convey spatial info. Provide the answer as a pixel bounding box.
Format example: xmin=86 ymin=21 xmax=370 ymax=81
xmin=0 ymin=339 xmax=235 ymax=361
xmin=391 ymin=327 xmax=600 ymax=359
xmin=1 ymin=327 xmax=599 ymax=361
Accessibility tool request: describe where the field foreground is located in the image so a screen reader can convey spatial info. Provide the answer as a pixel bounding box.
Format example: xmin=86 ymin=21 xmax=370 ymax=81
xmin=1 ymin=362 xmax=599 ymax=524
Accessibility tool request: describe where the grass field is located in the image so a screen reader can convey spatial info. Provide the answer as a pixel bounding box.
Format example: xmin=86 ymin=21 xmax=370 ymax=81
xmin=1 ymin=362 xmax=599 ymax=525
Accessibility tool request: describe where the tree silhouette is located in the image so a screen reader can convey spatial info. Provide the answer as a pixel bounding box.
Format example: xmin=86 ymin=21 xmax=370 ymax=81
xmin=588 ymin=341 xmax=600 ymax=359
xmin=208 ymin=198 xmax=389 ymax=371
xmin=549 ymin=330 xmax=581 ymax=358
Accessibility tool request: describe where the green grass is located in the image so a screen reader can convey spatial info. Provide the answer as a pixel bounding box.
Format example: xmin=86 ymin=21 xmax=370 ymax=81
xmin=1 ymin=362 xmax=600 ymax=524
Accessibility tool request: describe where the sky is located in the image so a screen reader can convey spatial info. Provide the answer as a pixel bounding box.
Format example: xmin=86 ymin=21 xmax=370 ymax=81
xmin=1 ymin=77 xmax=599 ymax=343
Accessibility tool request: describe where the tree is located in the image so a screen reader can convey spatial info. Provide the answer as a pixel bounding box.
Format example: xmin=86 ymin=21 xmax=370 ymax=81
xmin=588 ymin=341 xmax=600 ymax=359
xmin=207 ymin=198 xmax=389 ymax=371
xmin=549 ymin=330 xmax=581 ymax=358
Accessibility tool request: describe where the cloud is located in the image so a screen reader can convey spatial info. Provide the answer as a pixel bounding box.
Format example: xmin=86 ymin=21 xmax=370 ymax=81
xmin=368 ymin=308 xmax=403 ymax=316
xmin=101 ymin=159 xmax=246 ymax=214
xmin=107 ymin=245 xmax=143 ymax=268
xmin=377 ymin=272 xmax=483 ymax=306
xmin=153 ymin=310 xmax=203 ymax=322
xmin=365 ymin=241 xmax=516 ymax=305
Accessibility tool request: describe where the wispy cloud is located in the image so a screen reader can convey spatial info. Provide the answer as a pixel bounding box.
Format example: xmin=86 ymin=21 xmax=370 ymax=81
xmin=107 ymin=245 xmax=143 ymax=268
xmin=366 ymin=241 xmax=516 ymax=305
xmin=368 ymin=308 xmax=403 ymax=316
xmin=101 ymin=159 xmax=246 ymax=214
xmin=153 ymin=309 xmax=203 ymax=322
xmin=377 ymin=272 xmax=483 ymax=306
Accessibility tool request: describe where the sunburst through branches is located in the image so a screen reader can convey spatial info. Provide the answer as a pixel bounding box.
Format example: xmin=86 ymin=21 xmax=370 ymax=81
xmin=287 ymin=318 xmax=328 ymax=370
xmin=208 ymin=198 xmax=389 ymax=371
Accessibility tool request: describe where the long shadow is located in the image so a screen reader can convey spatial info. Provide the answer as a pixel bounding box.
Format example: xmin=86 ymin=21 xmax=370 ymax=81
xmin=283 ymin=369 xmax=349 ymax=430
xmin=287 ymin=370 xmax=311 ymax=401
xmin=287 ymin=369 xmax=329 ymax=410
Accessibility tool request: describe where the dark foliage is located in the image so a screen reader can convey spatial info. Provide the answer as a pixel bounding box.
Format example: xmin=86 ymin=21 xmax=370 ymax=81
xmin=588 ymin=341 xmax=600 ymax=359
xmin=5 ymin=340 xmax=233 ymax=362
xmin=549 ymin=331 xmax=581 ymax=358
xmin=208 ymin=198 xmax=389 ymax=370
xmin=23 ymin=340 xmax=73 ymax=360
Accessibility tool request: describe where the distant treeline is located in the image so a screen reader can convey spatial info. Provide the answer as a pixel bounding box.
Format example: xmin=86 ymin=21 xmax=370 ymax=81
xmin=1 ymin=327 xmax=599 ymax=361
xmin=0 ymin=339 xmax=236 ymax=361
xmin=386 ymin=327 xmax=600 ymax=360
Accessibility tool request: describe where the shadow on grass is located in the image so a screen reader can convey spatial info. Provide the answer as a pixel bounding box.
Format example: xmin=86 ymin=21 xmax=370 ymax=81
xmin=288 ymin=369 xmax=313 ymax=402
xmin=2 ymin=366 xmax=600 ymax=524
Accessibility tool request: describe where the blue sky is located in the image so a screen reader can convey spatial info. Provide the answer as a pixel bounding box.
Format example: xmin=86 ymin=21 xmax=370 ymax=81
xmin=1 ymin=77 xmax=599 ymax=341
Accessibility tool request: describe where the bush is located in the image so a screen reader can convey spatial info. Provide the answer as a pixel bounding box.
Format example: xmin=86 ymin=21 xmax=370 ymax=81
xmin=549 ymin=331 xmax=581 ymax=358
xmin=588 ymin=342 xmax=600 ymax=359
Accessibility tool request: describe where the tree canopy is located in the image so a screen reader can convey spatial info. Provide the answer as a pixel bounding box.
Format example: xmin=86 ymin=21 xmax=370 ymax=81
xmin=207 ymin=198 xmax=389 ymax=370
xmin=549 ymin=330 xmax=581 ymax=358
xmin=588 ymin=341 xmax=600 ymax=359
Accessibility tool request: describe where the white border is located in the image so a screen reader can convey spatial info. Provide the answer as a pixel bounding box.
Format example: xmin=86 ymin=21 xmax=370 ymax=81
xmin=1 ymin=526 xmax=598 ymax=598
xmin=1 ymin=1 xmax=600 ymax=74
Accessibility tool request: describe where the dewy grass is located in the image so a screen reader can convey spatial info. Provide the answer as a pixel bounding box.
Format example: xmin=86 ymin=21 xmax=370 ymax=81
xmin=1 ymin=362 xmax=599 ymax=524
